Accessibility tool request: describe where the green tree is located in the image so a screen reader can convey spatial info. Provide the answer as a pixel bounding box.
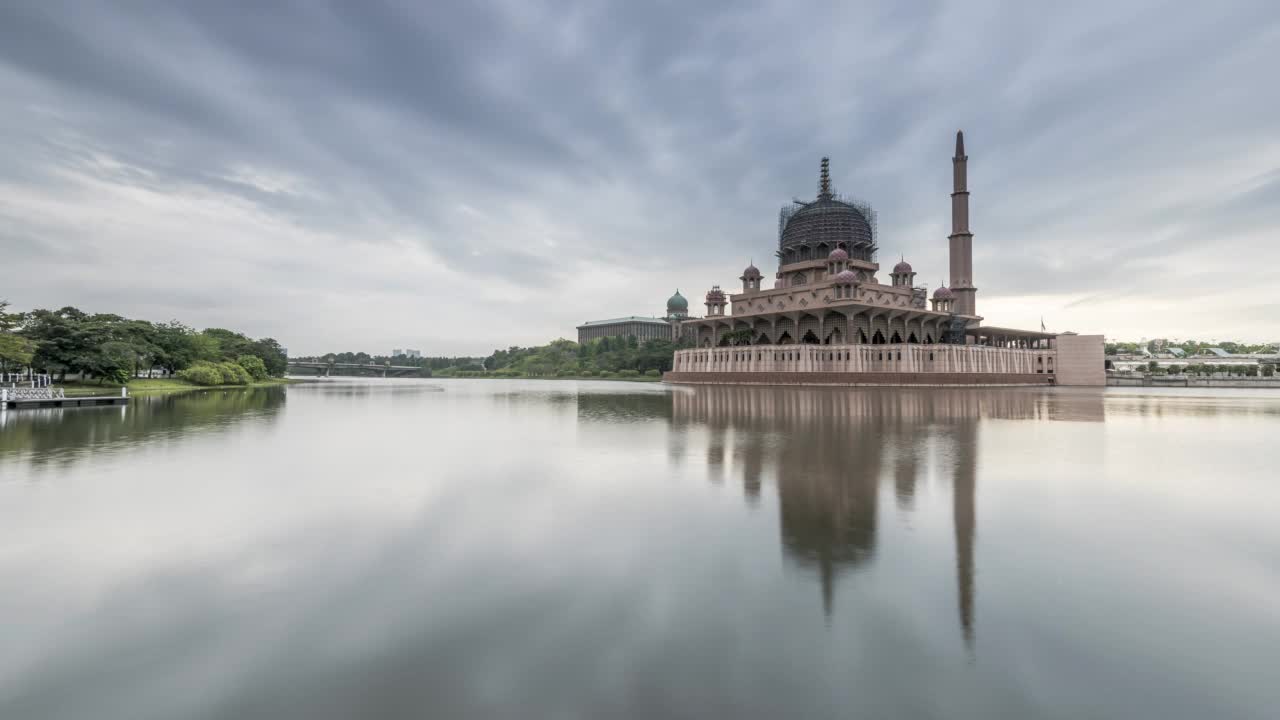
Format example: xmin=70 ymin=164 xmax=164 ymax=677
xmin=237 ymin=355 xmax=269 ymax=381
xmin=0 ymin=300 xmax=34 ymax=370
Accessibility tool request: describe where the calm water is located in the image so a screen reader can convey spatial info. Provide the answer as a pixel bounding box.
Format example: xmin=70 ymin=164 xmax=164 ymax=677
xmin=1 ymin=380 xmax=1277 ymax=719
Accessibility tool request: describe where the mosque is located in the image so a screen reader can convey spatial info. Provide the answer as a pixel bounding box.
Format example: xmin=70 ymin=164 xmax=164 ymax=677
xmin=664 ymin=131 xmax=1104 ymax=386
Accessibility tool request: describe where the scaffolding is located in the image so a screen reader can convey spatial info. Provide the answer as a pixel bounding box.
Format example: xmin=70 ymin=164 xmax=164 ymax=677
xmin=776 ymin=158 xmax=878 ymax=264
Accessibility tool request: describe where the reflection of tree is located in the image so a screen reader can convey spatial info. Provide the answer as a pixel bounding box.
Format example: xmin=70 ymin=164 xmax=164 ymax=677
xmin=0 ymin=387 xmax=286 ymax=470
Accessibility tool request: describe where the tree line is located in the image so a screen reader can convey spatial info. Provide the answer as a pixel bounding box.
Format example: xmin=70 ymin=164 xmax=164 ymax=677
xmin=291 ymin=351 xmax=485 ymax=372
xmin=296 ymin=336 xmax=683 ymax=379
xmin=475 ymin=336 xmax=682 ymax=378
xmin=0 ymin=301 xmax=286 ymax=384
xmin=1106 ymin=339 xmax=1278 ymax=355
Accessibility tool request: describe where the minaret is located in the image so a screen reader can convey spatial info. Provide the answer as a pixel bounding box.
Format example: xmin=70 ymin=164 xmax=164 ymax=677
xmin=818 ymin=157 xmax=832 ymax=199
xmin=949 ymin=131 xmax=978 ymax=316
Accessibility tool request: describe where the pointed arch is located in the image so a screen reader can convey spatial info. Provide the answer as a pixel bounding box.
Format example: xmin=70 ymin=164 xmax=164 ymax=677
xmin=872 ymin=330 xmax=886 ymax=345
xmin=777 ymin=331 xmax=794 ymax=345
xmin=907 ymin=332 xmax=919 ymax=344
xmin=801 ymin=330 xmax=820 ymax=345
xmin=890 ymin=331 xmax=903 ymax=344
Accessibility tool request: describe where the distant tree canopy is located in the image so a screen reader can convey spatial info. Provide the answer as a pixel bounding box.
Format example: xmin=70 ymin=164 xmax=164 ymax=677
xmin=1106 ymin=339 xmax=1278 ymax=356
xmin=481 ymin=336 xmax=683 ymax=377
xmin=1 ymin=302 xmax=287 ymax=381
xmin=290 ymin=352 xmax=485 ymax=374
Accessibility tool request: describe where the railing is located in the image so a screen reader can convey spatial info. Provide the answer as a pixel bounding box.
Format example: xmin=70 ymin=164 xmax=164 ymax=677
xmin=673 ymin=343 xmax=1055 ymax=375
xmin=2 ymin=387 xmax=66 ymax=401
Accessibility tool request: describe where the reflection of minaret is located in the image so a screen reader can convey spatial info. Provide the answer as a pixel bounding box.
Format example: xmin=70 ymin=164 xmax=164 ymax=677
xmin=952 ymin=422 xmax=978 ymax=648
xmin=736 ymin=436 xmax=765 ymax=504
xmin=893 ymin=433 xmax=920 ymax=511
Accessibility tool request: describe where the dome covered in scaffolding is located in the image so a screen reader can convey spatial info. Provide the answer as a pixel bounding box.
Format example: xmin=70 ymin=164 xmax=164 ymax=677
xmin=778 ymin=157 xmax=877 ymax=265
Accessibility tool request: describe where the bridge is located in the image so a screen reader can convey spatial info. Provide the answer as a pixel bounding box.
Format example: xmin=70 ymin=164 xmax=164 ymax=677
xmin=286 ymin=361 xmax=430 ymax=378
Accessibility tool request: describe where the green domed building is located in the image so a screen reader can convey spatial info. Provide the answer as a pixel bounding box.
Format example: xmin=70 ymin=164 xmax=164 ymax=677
xmin=576 ymin=289 xmax=691 ymax=344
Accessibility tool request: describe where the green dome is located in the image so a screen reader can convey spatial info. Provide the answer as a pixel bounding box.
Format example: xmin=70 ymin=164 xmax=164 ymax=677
xmin=666 ymin=290 xmax=688 ymax=312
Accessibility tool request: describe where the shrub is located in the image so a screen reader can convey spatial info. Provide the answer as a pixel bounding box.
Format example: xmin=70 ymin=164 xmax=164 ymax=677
xmin=598 ymin=370 xmax=617 ymax=378
xmin=643 ymin=369 xmax=661 ymax=377
xmin=218 ymin=361 xmax=252 ymax=384
xmin=237 ymin=354 xmax=269 ymax=381
xmin=176 ymin=361 xmax=226 ymax=386
xmin=1263 ymin=364 xmax=1275 ymax=378
xmin=618 ymin=369 xmax=640 ymax=378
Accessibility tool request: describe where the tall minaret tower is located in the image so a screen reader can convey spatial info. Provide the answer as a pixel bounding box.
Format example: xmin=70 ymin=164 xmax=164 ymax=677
xmin=949 ymin=131 xmax=978 ymax=316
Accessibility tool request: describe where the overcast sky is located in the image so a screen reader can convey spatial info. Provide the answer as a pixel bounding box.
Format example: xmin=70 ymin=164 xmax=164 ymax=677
xmin=1 ymin=1 xmax=1277 ymax=355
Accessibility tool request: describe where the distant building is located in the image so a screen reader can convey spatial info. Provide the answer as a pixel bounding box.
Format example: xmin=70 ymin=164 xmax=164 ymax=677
xmin=392 ymin=348 xmax=403 ymax=357
xmin=577 ymin=291 xmax=690 ymax=343
xmin=405 ymin=349 xmax=421 ymax=359
xmin=1201 ymin=348 xmax=1231 ymax=358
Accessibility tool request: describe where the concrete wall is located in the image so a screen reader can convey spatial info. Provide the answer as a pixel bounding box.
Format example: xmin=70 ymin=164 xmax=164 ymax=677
xmin=1054 ymin=334 xmax=1105 ymax=386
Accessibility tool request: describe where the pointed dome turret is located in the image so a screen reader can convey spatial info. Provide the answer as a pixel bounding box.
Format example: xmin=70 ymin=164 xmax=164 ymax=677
xmin=666 ymin=289 xmax=688 ymax=315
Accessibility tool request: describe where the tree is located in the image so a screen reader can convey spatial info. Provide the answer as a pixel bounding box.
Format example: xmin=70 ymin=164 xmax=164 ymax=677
xmin=0 ymin=334 xmax=34 ymax=370
xmin=94 ymin=341 xmax=136 ymax=384
xmin=237 ymin=355 xmax=269 ymax=381
xmin=249 ymin=338 xmax=288 ymax=377
xmin=0 ymin=300 xmax=34 ymax=370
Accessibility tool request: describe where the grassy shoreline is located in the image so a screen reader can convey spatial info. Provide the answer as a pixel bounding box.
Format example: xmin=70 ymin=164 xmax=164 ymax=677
xmin=58 ymin=377 xmax=306 ymax=396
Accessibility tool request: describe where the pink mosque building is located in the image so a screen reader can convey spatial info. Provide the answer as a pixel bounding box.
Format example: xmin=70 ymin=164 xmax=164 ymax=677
xmin=666 ymin=131 xmax=1104 ymax=386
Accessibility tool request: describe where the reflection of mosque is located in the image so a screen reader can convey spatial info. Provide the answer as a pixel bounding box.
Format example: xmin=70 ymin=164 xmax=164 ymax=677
xmin=670 ymin=386 xmax=1104 ymax=646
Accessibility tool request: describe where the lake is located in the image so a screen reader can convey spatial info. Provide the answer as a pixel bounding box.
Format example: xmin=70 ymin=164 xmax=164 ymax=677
xmin=1 ymin=380 xmax=1277 ymax=719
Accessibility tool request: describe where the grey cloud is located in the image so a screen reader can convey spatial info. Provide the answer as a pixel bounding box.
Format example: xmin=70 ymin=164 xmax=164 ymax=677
xmin=1 ymin=0 xmax=1278 ymax=351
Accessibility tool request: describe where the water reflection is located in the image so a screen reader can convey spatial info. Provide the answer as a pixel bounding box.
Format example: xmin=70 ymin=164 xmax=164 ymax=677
xmin=0 ymin=387 xmax=286 ymax=473
xmin=670 ymin=386 xmax=1104 ymax=644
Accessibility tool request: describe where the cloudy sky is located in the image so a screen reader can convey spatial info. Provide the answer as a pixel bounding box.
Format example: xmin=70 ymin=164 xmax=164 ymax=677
xmin=1 ymin=1 xmax=1277 ymax=355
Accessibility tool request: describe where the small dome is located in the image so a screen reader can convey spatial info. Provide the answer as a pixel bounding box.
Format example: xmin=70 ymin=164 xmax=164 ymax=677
xmin=893 ymin=260 xmax=913 ymax=274
xmin=933 ymin=286 xmax=954 ymax=299
xmin=741 ymin=263 xmax=761 ymax=278
xmin=666 ymin=290 xmax=688 ymax=312
xmin=833 ymin=269 xmax=858 ymax=284
xmin=828 ymin=247 xmax=849 ymax=262
xmin=705 ymin=286 xmax=726 ymax=302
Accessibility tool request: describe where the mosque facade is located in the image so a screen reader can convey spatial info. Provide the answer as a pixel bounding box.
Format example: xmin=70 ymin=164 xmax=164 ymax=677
xmin=665 ymin=131 xmax=1104 ymax=386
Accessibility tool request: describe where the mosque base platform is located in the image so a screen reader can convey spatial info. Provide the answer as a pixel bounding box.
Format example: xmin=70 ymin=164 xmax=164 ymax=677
xmin=662 ymin=371 xmax=1053 ymax=387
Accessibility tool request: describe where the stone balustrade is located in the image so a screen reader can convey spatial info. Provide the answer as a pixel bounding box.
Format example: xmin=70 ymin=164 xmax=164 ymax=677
xmin=673 ymin=343 xmax=1056 ymax=376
